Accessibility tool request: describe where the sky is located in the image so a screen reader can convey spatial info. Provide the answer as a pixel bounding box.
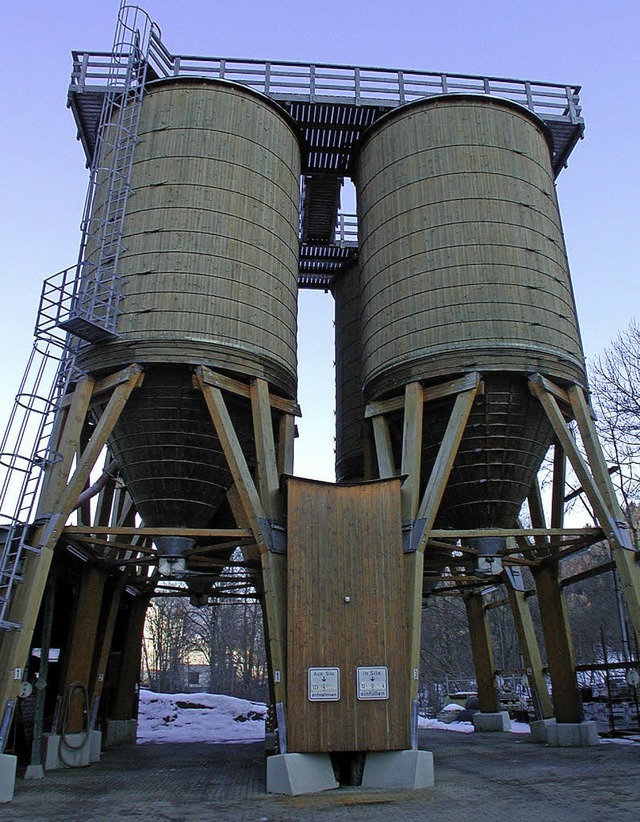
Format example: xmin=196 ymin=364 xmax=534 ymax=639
xmin=0 ymin=0 xmax=638 ymax=484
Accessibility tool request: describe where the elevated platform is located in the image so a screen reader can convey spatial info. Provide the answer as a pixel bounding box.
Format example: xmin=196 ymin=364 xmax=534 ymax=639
xmin=67 ymin=34 xmax=584 ymax=288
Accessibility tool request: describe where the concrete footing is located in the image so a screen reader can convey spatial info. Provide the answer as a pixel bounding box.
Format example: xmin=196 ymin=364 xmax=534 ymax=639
xmin=528 ymin=718 xmax=557 ymax=743
xmin=472 ymin=711 xmax=511 ymax=732
xmin=44 ymin=732 xmax=92 ymax=770
xmin=361 ymin=750 xmax=434 ymax=790
xmin=0 ymin=754 xmax=17 ymax=803
xmin=23 ymin=763 xmax=45 ymax=780
xmin=104 ymin=719 xmax=137 ymax=749
xmin=546 ymin=721 xmax=599 ymax=747
xmin=266 ymin=753 xmax=338 ymax=795
xmin=89 ymin=730 xmax=102 ymax=762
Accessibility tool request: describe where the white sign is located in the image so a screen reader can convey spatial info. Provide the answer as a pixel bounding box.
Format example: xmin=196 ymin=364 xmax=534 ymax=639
xmin=308 ymin=667 xmax=340 ymax=701
xmin=357 ymin=666 xmax=389 ymax=700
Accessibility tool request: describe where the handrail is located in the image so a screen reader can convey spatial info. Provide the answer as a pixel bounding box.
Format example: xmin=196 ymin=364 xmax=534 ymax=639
xmin=70 ymin=44 xmax=582 ymax=124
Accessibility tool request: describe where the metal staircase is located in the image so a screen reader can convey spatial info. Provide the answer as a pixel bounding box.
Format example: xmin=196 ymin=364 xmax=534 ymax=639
xmin=0 ymin=3 xmax=155 ymax=631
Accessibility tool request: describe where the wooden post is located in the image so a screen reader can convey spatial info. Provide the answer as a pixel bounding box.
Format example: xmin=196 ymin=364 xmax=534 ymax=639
xmin=372 ymin=415 xmax=396 ymax=478
xmin=368 ymin=378 xmax=481 ymax=742
xmin=413 ymin=385 xmax=480 ymax=551
xmin=89 ymin=572 xmax=131 ymax=728
xmin=60 ymin=566 xmax=109 ymax=733
xmin=0 ymin=365 xmax=143 ymax=740
xmin=111 ymin=597 xmax=148 ymax=721
xmin=568 ymin=385 xmax=640 ymax=644
xmin=504 ymin=579 xmax=553 ymax=719
xmin=551 ymin=443 xmax=566 ymax=529
xmin=401 ymin=382 xmax=424 ymax=522
xmin=532 ymin=560 xmax=583 ymax=723
xmin=277 ymin=413 xmax=295 ymax=477
xmin=195 ymin=371 xmax=288 ymax=726
xmin=464 ymin=591 xmax=500 ymax=713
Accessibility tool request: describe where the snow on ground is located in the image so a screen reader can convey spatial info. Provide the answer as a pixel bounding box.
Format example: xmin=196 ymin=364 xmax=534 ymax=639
xmin=137 ymin=692 xmax=640 ymax=746
xmin=418 ymin=717 xmax=531 ymax=734
xmin=137 ymin=689 xmax=266 ymax=744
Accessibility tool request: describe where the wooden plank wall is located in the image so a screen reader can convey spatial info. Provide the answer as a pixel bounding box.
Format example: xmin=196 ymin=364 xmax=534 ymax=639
xmin=355 ymin=95 xmax=586 ymax=399
xmin=286 ymin=476 xmax=411 ymax=752
xmin=80 ymin=79 xmax=301 ymax=396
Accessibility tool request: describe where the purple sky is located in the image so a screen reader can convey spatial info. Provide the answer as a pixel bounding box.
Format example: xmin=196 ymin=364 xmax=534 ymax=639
xmin=1 ymin=0 xmax=638 ymax=482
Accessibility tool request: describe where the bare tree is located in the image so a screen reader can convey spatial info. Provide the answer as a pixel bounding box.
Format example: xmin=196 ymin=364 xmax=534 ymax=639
xmin=590 ymin=318 xmax=640 ymax=546
xmin=144 ymin=597 xmax=193 ymax=692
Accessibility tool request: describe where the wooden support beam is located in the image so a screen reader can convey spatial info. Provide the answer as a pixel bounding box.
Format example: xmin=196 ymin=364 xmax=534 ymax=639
xmin=60 ymin=566 xmax=109 ymax=733
xmin=195 ymin=370 xmax=268 ymax=546
xmin=529 ymin=374 xmax=628 ymax=549
xmin=195 ymin=369 xmax=288 ymax=709
xmin=90 ymin=571 xmax=131 ymax=728
xmin=197 ymin=365 xmax=300 ymax=416
xmin=277 ymin=414 xmax=295 ymax=477
xmin=111 ymin=596 xmax=149 ymax=721
xmin=527 ymin=478 xmax=551 ymax=554
xmin=251 ymin=378 xmax=281 ymax=521
xmin=0 ymin=365 xmax=143 ymax=739
xmin=36 ymin=376 xmax=95 ymax=518
xmin=568 ymin=383 xmax=640 ymax=643
xmin=365 ymin=372 xmax=482 ymax=419
xmin=463 ymin=592 xmax=500 ymax=713
xmin=532 ymin=561 xmax=583 ymax=723
xmin=62 ymin=526 xmax=253 ymax=538
xmin=413 ymin=385 xmax=480 ymax=551
xmin=401 ymin=382 xmax=424 ymax=521
xmin=372 ymin=414 xmax=396 ymax=478
xmin=551 ymin=443 xmax=566 ymax=529
xmin=504 ymin=574 xmax=553 ymax=719
xmin=429 ymin=527 xmax=602 ymax=539
xmin=363 ymin=422 xmax=377 ymax=480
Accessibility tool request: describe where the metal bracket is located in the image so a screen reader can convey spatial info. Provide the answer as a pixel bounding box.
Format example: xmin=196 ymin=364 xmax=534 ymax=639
xmin=403 ymin=519 xmax=426 ymax=553
xmin=259 ymin=519 xmax=287 ymax=554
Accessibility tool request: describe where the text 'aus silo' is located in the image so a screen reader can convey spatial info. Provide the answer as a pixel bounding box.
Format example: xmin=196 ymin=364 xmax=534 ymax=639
xmin=353 ymin=94 xmax=587 ymax=530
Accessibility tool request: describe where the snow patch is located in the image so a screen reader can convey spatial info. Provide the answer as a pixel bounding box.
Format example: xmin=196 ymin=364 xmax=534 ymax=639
xmin=419 ymin=717 xmax=533 ymax=735
xmin=137 ymin=689 xmax=266 ymax=744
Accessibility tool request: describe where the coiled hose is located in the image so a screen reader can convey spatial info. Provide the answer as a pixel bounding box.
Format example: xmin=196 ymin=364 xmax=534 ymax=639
xmin=58 ymin=681 xmax=91 ymax=768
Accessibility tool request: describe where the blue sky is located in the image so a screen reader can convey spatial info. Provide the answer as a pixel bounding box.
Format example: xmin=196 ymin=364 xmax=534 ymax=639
xmin=1 ymin=0 xmax=638 ymax=481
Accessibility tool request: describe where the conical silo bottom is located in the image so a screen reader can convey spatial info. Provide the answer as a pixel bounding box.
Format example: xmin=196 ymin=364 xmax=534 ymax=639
xmin=104 ymin=364 xmax=254 ymax=528
xmin=419 ymin=374 xmax=553 ymax=529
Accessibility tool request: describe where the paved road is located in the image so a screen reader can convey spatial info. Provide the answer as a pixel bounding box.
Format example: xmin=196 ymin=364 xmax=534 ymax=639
xmin=6 ymin=729 xmax=639 ymax=821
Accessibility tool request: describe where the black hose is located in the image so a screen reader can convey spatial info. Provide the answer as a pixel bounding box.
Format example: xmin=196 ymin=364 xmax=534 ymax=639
xmin=58 ymin=682 xmax=91 ymax=768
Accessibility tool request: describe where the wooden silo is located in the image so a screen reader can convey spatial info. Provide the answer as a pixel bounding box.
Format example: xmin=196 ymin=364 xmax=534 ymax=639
xmin=354 ymin=94 xmax=587 ymax=529
xmin=78 ymin=77 xmax=302 ymax=533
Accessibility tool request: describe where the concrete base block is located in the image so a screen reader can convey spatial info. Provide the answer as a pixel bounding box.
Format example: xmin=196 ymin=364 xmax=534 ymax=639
xmin=89 ymin=730 xmax=102 ymax=762
xmin=44 ymin=732 xmax=91 ymax=770
xmin=472 ymin=711 xmax=511 ymax=732
xmin=529 ymin=718 xmax=556 ymax=743
xmin=0 ymin=754 xmax=17 ymax=803
xmin=267 ymin=753 xmax=338 ymax=795
xmin=546 ymin=721 xmax=600 ymax=747
xmin=104 ymin=719 xmax=138 ymax=749
xmin=362 ymin=750 xmax=434 ymax=790
xmin=24 ymin=764 xmax=45 ymax=780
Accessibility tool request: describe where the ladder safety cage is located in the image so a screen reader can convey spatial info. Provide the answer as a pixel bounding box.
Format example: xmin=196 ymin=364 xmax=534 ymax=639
xmin=65 ymin=2 xmax=158 ymax=344
xmin=0 ymin=3 xmax=157 ymax=631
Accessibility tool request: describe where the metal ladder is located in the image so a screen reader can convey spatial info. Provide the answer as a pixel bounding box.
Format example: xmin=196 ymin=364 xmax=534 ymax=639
xmin=58 ymin=2 xmax=157 ymax=341
xmin=0 ymin=333 xmax=79 ymax=630
xmin=0 ymin=3 xmax=156 ymax=630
